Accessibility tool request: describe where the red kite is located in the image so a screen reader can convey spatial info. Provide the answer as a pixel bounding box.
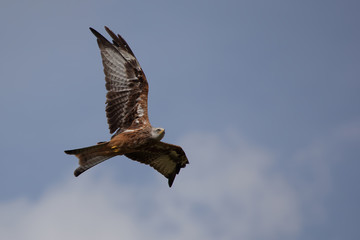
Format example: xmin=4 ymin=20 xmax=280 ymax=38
xmin=65 ymin=27 xmax=189 ymax=187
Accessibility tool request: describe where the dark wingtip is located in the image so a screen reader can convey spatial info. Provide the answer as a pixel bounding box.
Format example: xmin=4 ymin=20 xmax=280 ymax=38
xmin=74 ymin=168 xmax=83 ymax=177
xmin=89 ymin=27 xmax=101 ymax=38
xmin=168 ymin=179 xmax=173 ymax=188
xmin=89 ymin=27 xmax=107 ymax=41
xmin=65 ymin=149 xmax=80 ymax=155
xmin=64 ymin=150 xmax=73 ymax=155
xmin=89 ymin=27 xmax=113 ymax=47
xmin=168 ymin=174 xmax=176 ymax=188
xmin=167 ymin=164 xmax=184 ymax=187
xmin=104 ymin=26 xmax=116 ymax=37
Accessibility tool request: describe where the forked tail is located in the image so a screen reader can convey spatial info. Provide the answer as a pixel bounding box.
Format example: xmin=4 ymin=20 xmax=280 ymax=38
xmin=64 ymin=141 xmax=114 ymax=176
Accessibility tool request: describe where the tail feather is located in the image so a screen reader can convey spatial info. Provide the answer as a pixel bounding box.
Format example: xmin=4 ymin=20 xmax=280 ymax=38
xmin=64 ymin=141 xmax=115 ymax=176
xmin=74 ymin=155 xmax=113 ymax=177
xmin=64 ymin=142 xmax=109 ymax=155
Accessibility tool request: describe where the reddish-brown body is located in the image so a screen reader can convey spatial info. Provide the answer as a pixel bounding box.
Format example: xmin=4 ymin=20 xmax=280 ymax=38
xmin=108 ymin=127 xmax=153 ymax=153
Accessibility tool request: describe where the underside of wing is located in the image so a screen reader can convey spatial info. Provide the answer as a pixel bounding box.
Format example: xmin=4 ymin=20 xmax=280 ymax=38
xmin=90 ymin=27 xmax=150 ymax=135
xmin=125 ymin=142 xmax=189 ymax=187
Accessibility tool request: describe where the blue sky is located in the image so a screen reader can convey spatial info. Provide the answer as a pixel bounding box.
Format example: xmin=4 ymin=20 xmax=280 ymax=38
xmin=0 ymin=0 xmax=359 ymax=239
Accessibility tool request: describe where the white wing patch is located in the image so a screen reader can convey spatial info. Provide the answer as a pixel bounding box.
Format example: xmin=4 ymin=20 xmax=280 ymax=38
xmin=122 ymin=126 xmax=146 ymax=133
xmin=137 ymin=103 xmax=144 ymax=117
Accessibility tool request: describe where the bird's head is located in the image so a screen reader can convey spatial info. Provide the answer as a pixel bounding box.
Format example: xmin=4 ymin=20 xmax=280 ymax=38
xmin=151 ymin=127 xmax=165 ymax=141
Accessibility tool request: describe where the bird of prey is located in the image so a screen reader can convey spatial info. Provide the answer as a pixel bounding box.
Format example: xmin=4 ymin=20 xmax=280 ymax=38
xmin=64 ymin=26 xmax=189 ymax=187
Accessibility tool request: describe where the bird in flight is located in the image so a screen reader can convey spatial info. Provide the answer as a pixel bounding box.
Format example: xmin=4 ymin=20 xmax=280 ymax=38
xmin=65 ymin=26 xmax=189 ymax=187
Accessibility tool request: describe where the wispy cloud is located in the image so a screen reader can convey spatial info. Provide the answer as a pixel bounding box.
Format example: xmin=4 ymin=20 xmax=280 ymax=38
xmin=3 ymin=122 xmax=359 ymax=239
xmin=0 ymin=131 xmax=308 ymax=240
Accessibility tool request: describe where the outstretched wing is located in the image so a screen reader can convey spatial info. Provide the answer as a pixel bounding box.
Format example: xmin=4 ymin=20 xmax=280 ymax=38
xmin=125 ymin=142 xmax=189 ymax=187
xmin=90 ymin=26 xmax=149 ymax=135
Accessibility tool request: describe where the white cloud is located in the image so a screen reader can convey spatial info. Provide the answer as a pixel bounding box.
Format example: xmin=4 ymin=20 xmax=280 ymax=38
xmin=0 ymin=132 xmax=306 ymax=240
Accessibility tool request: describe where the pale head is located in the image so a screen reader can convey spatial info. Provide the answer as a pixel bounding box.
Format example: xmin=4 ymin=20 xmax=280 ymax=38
xmin=151 ymin=127 xmax=165 ymax=141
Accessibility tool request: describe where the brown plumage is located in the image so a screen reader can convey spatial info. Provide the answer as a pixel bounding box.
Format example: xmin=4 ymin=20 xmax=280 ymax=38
xmin=64 ymin=26 xmax=188 ymax=187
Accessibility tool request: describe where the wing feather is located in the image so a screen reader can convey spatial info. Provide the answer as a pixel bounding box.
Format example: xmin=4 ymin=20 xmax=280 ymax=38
xmin=90 ymin=27 xmax=149 ymax=135
xmin=125 ymin=142 xmax=189 ymax=187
